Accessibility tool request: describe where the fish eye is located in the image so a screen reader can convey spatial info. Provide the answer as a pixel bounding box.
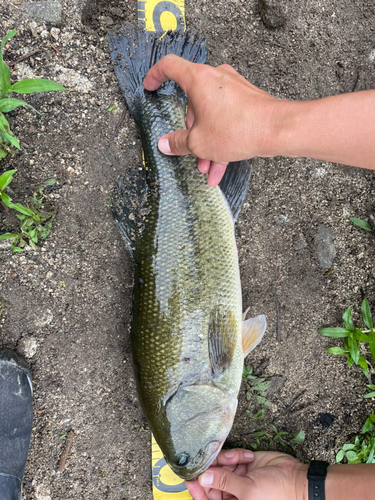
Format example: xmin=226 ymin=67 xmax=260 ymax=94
xmin=172 ymin=452 xmax=190 ymax=467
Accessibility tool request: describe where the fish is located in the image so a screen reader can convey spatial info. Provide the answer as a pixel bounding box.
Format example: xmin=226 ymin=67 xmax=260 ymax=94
xmin=108 ymin=23 xmax=266 ymax=481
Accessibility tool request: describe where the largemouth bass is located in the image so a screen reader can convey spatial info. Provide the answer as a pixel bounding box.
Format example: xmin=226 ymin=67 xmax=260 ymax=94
xmin=108 ymin=24 xmax=266 ymax=480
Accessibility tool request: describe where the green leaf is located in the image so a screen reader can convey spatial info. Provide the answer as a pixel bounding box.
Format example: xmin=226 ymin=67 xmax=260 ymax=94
xmin=0 ymin=168 xmax=16 ymax=190
xmin=347 ymin=353 xmax=354 ymax=367
xmin=336 ymin=449 xmax=345 ymax=463
xmin=350 ymin=217 xmax=373 ymax=232
xmin=0 ymin=30 xmax=17 ymax=64
xmin=253 ymin=381 xmax=272 ymax=393
xmin=361 ymin=299 xmax=373 ymax=330
xmin=326 ymin=347 xmax=348 ymax=355
xmin=0 ymin=232 xmax=17 ymax=240
xmin=42 ymin=178 xmax=57 ymax=187
xmin=0 ymin=62 xmax=11 ymax=95
xmin=0 ymin=191 xmax=12 ymax=207
xmin=0 ymin=193 xmax=34 ymax=216
xmin=367 ymin=447 xmax=375 ymax=464
xmin=348 ymin=335 xmax=360 ymax=364
xmin=358 ymin=356 xmax=369 ymax=377
xmin=0 ymin=148 xmax=7 ymax=158
xmin=342 ymin=443 xmax=356 ymax=451
xmin=29 ymin=230 xmax=38 ymax=243
xmin=10 ymin=79 xmax=65 ymax=94
xmin=0 ymin=31 xmax=16 ymax=95
xmin=0 ymin=113 xmax=20 ymax=149
xmin=342 ymin=307 xmax=353 ymax=331
xmin=366 ymin=385 xmax=375 ymax=390
xmin=256 ymin=395 xmax=267 ymax=405
xmin=362 ymin=417 xmax=374 ymax=433
xmin=0 ymin=98 xmax=35 ymax=113
xmin=364 ymin=392 xmax=375 ymax=399
xmin=346 ymin=450 xmax=359 ymax=462
xmin=318 ymin=327 xmax=350 ymax=338
xmin=369 ymin=331 xmax=375 ymax=360
xmin=290 ymin=430 xmax=305 ymax=444
xmin=354 ymin=329 xmax=369 ymax=342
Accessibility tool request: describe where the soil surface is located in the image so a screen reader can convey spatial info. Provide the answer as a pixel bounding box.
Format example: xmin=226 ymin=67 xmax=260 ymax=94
xmin=1 ymin=1 xmax=375 ymax=499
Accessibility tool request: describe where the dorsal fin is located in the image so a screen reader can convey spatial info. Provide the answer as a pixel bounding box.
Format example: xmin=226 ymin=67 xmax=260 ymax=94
xmin=219 ymin=160 xmax=252 ymax=222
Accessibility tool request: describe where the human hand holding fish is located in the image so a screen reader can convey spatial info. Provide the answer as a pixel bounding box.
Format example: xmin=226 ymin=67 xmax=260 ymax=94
xmin=185 ymin=449 xmax=308 ymax=500
xmin=143 ymin=55 xmax=375 ymax=186
xmin=143 ymin=54 xmax=279 ymax=186
xmin=186 ymin=448 xmax=375 ymax=500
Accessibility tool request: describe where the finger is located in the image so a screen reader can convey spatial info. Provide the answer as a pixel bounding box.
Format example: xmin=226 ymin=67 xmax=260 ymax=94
xmin=185 ymin=479 xmax=208 ymax=500
xmin=207 ymin=162 xmax=228 ymax=186
xmin=216 ymin=449 xmax=255 ymax=467
xmin=158 ymin=130 xmax=191 ymax=156
xmin=199 ymin=467 xmax=250 ymax=498
xmin=197 ymin=158 xmax=211 ymax=173
xmin=143 ymin=54 xmax=194 ymax=93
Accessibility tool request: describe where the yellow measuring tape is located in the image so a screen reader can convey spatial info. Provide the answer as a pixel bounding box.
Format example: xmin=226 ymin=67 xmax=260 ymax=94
xmin=138 ymin=0 xmax=186 ymax=32
xmin=137 ymin=2 xmax=191 ymax=498
xmin=152 ymin=436 xmax=192 ymax=499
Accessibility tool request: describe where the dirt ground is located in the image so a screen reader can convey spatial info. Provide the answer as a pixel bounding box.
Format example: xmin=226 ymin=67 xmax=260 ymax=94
xmin=0 ymin=0 xmax=375 ymax=498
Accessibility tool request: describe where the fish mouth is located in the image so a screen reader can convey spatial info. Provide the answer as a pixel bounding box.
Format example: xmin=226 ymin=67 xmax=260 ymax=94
xmin=171 ymin=439 xmax=226 ymax=481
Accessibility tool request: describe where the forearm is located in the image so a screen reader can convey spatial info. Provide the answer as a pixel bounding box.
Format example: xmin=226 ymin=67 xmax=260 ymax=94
xmin=325 ymin=464 xmax=375 ymax=500
xmin=274 ymin=90 xmax=375 ymax=169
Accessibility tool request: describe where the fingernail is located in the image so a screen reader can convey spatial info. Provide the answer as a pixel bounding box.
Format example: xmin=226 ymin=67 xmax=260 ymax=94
xmin=158 ymin=138 xmax=171 ymax=154
xmin=200 ymin=472 xmax=214 ymax=486
xmin=244 ymin=451 xmax=254 ymax=459
xmin=225 ymin=450 xmax=235 ymax=458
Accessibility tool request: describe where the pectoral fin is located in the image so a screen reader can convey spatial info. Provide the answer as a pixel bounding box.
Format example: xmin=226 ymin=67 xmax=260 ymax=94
xmin=242 ymin=314 xmax=266 ymax=357
xmin=208 ymin=307 xmax=237 ymax=377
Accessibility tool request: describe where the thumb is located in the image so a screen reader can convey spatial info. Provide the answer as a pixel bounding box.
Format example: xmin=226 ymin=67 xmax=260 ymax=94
xmin=199 ymin=467 xmax=250 ymax=498
xmin=158 ymin=130 xmax=191 ymax=156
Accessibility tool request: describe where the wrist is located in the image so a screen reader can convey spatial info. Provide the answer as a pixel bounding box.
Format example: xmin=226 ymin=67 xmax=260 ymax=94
xmin=258 ymin=98 xmax=299 ymax=158
xmin=294 ymin=462 xmax=309 ymax=500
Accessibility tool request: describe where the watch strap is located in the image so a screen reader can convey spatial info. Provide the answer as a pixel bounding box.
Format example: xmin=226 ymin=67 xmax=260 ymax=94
xmin=307 ymin=460 xmax=329 ymax=500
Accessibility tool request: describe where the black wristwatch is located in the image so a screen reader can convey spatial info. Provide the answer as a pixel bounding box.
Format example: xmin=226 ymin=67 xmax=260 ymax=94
xmin=307 ymin=460 xmax=329 ymax=500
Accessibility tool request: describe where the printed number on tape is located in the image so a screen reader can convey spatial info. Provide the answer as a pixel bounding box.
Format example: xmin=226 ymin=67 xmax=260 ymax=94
xmin=138 ymin=0 xmax=185 ymax=32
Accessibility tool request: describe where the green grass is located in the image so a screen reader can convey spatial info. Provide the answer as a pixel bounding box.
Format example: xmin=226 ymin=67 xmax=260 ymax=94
xmin=335 ymin=413 xmax=375 ymax=464
xmin=241 ymin=365 xmax=305 ymax=451
xmin=319 ymin=299 xmax=375 ymax=398
xmin=0 ymin=29 xmax=64 ymax=158
xmin=319 ymin=299 xmax=375 ymax=464
xmin=0 ymin=169 xmax=56 ymax=251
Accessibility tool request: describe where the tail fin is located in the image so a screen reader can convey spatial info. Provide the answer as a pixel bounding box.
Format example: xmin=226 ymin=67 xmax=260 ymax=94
xmin=108 ymin=23 xmax=206 ymax=116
